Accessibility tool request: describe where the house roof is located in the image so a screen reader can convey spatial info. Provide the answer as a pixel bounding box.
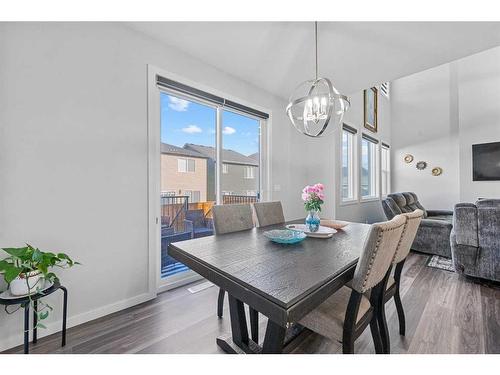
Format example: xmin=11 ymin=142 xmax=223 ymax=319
xmin=248 ymin=153 xmax=259 ymax=161
xmin=184 ymin=144 xmax=259 ymax=167
xmin=161 ymin=143 xmax=208 ymax=159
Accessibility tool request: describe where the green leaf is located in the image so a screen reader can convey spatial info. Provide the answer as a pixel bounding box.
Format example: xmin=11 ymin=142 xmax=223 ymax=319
xmin=45 ymin=272 xmax=57 ymax=282
xmin=36 ymin=323 xmax=47 ymax=329
xmin=2 ymin=247 xmax=29 ymax=257
xmin=39 ymin=311 xmax=49 ymax=320
xmin=32 ymin=248 xmax=43 ymax=262
xmin=0 ymin=260 xmax=13 ymax=272
xmin=4 ymin=266 xmax=23 ymax=283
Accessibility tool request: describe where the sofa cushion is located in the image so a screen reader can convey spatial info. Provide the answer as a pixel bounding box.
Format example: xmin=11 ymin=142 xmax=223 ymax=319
xmin=452 ymin=201 xmax=500 ymax=282
xmin=476 ymin=199 xmax=500 ymax=209
xmin=388 ymin=193 xmax=413 ymax=213
xmin=403 ymin=192 xmax=425 ymax=215
xmin=453 ymin=203 xmax=478 ymax=247
xmin=429 ymin=215 xmax=453 ymax=223
xmin=383 ymin=197 xmax=403 ymax=219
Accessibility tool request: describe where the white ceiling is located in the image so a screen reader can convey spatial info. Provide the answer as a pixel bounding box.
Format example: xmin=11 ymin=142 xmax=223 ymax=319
xmin=127 ymin=22 xmax=500 ymax=99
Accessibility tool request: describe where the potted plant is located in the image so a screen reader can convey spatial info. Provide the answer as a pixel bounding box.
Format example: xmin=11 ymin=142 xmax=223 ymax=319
xmin=302 ymin=183 xmax=325 ymax=232
xmin=0 ymin=244 xmax=79 ymax=328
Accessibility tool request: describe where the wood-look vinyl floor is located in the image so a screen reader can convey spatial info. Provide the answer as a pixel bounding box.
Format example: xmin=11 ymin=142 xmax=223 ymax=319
xmin=3 ymin=253 xmax=499 ymax=354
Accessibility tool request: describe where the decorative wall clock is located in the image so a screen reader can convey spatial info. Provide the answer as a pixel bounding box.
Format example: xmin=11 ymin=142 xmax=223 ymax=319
xmin=432 ymin=167 xmax=443 ymax=176
xmin=416 ymin=161 xmax=427 ymax=170
xmin=404 ymin=154 xmax=414 ymax=163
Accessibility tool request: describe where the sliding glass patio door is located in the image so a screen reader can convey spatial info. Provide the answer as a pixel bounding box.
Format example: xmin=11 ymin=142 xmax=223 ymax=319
xmin=157 ymin=90 xmax=263 ymax=290
xmin=159 ymin=92 xmax=217 ymax=288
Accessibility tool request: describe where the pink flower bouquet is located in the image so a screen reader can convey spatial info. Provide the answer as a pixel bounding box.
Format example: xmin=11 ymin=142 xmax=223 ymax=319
xmin=301 ymin=183 xmax=325 ymax=212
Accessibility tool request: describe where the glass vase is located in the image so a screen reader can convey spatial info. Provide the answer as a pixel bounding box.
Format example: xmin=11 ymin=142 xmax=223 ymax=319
xmin=305 ymin=209 xmax=320 ymax=232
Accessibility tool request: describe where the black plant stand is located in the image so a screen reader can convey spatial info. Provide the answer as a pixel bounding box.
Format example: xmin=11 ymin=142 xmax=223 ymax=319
xmin=0 ymin=280 xmax=67 ymax=354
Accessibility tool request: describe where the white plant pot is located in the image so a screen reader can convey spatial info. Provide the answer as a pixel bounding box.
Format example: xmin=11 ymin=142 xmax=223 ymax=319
xmin=9 ymin=271 xmax=44 ymax=296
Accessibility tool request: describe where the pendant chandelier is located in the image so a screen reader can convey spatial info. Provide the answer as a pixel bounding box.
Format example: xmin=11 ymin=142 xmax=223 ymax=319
xmin=286 ymin=22 xmax=350 ymax=137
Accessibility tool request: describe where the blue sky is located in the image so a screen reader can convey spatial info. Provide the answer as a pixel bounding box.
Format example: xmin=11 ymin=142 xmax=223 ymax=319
xmin=160 ymin=92 xmax=260 ymax=156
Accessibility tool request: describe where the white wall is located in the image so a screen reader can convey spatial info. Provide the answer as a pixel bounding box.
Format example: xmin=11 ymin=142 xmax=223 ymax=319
xmin=457 ymin=47 xmax=500 ymax=202
xmin=0 ymin=22 xmax=308 ymax=350
xmin=306 ymin=89 xmax=392 ymax=224
xmin=391 ymin=46 xmax=500 ymax=209
xmin=391 ymin=64 xmax=460 ymax=209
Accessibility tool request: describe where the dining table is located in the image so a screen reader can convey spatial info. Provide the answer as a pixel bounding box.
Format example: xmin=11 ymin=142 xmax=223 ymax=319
xmin=168 ymin=219 xmax=372 ymax=354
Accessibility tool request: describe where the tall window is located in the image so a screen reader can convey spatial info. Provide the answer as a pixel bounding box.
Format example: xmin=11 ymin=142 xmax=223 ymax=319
xmin=361 ymin=135 xmax=378 ymax=199
xmin=381 ymin=144 xmax=390 ymax=196
xmin=341 ymin=126 xmax=356 ymax=201
xmin=222 ymin=163 xmax=229 ymax=174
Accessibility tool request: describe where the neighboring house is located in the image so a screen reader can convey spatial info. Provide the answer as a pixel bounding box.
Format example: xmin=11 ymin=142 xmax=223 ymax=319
xmin=160 ymin=143 xmax=208 ymax=202
xmin=184 ymin=144 xmax=259 ymax=200
xmin=248 ymin=152 xmax=259 ymax=163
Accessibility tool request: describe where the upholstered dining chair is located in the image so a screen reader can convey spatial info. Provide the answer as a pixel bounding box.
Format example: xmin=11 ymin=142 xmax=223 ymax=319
xmin=211 ymin=204 xmax=259 ymax=341
xmin=253 ymin=201 xmax=285 ymax=227
xmin=299 ymin=215 xmax=406 ymax=354
xmin=379 ymin=209 xmax=423 ymax=352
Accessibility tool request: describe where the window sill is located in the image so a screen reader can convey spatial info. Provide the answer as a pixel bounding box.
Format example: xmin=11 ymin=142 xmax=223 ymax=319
xmin=360 ymin=197 xmax=380 ymax=203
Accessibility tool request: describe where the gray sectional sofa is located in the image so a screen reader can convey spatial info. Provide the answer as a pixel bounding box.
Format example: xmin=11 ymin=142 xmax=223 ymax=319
xmin=451 ymin=199 xmax=500 ymax=282
xmin=382 ymin=192 xmax=453 ymax=257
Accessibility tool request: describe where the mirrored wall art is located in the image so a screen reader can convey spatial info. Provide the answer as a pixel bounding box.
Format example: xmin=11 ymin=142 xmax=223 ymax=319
xmin=416 ymin=161 xmax=427 ymax=170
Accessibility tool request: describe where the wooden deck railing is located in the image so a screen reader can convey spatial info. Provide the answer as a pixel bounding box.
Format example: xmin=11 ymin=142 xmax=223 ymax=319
xmin=161 ymin=195 xmax=258 ymax=232
xmin=222 ymin=194 xmax=259 ymax=205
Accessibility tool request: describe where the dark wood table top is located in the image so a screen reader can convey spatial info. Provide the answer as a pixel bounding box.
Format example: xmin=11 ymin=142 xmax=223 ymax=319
xmin=169 ymin=220 xmax=371 ymax=325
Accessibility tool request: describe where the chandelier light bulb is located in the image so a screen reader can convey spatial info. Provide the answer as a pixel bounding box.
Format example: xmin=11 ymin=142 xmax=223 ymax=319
xmin=286 ymin=22 xmax=350 ymax=137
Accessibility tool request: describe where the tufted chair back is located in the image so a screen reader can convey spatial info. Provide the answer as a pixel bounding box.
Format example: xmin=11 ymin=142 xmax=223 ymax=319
xmin=212 ymin=204 xmax=254 ymax=234
xmin=393 ymin=209 xmax=424 ymax=264
xmin=351 ymin=215 xmax=406 ymax=293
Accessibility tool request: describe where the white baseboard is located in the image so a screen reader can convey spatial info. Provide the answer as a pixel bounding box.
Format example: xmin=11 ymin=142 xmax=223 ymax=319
xmin=0 ymin=291 xmax=156 ymax=352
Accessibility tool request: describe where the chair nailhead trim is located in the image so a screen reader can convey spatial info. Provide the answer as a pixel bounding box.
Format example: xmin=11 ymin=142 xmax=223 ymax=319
xmin=392 ymin=221 xmax=408 ymax=262
xmin=360 ymin=224 xmax=402 ymax=291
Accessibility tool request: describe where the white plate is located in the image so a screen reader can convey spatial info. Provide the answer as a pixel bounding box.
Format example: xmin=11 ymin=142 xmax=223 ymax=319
xmin=286 ymin=224 xmax=337 ymax=238
xmin=0 ymin=280 xmax=54 ymax=300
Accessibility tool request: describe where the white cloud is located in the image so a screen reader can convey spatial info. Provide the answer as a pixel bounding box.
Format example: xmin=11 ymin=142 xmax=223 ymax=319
xmin=182 ymin=124 xmax=202 ymax=134
xmin=223 ymin=126 xmax=236 ymax=135
xmin=168 ymin=96 xmax=189 ymax=112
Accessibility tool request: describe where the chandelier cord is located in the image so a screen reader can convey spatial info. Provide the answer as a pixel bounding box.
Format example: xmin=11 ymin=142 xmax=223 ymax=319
xmin=315 ymin=21 xmax=318 ymax=80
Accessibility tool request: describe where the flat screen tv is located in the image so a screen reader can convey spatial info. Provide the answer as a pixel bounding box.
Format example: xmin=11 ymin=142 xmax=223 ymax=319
xmin=472 ymin=141 xmax=500 ymax=181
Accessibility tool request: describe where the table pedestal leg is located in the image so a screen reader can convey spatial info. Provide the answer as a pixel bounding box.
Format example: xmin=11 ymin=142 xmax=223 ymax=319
xmin=262 ymin=319 xmax=286 ymax=354
xmin=216 ymin=295 xmax=262 ymax=354
xmin=249 ymin=307 xmax=259 ymax=343
xmin=217 ymin=293 xmax=296 ymax=354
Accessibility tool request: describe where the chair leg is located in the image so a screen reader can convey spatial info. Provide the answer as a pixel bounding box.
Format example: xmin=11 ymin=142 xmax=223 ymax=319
xmin=217 ymin=288 xmax=225 ymax=318
xmin=394 ymin=287 xmax=406 ymax=336
xmin=393 ymin=260 xmax=406 ymax=336
xmin=369 ymin=318 xmax=384 ymax=354
xmin=371 ymin=269 xmax=392 ymax=354
xmin=342 ymin=331 xmax=355 ymax=354
xmin=377 ymin=306 xmax=390 ymax=354
xmin=342 ymin=290 xmax=363 ymax=354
